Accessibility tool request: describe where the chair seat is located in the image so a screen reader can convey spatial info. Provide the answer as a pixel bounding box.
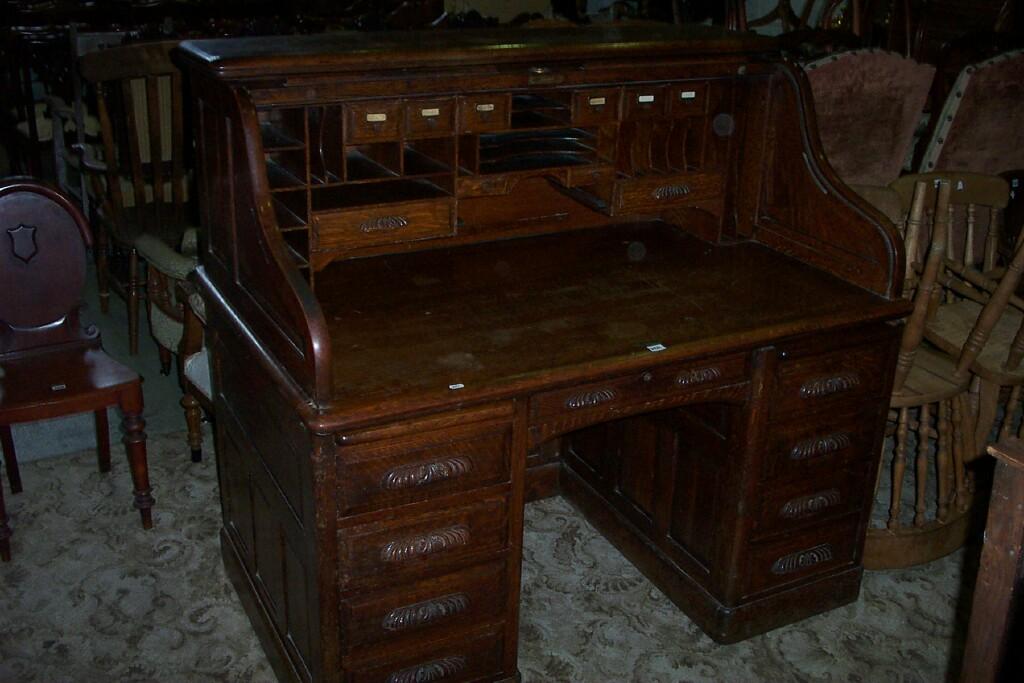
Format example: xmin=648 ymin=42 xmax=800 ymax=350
xmin=891 ymin=346 xmax=969 ymax=408
xmin=0 ymin=347 xmax=139 ymax=424
xmin=925 ymin=300 xmax=1024 ymax=384
xmin=184 ymin=349 xmax=212 ymax=400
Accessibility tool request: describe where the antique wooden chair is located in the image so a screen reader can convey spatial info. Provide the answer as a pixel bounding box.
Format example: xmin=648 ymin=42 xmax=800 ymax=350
xmin=918 ymin=49 xmax=1024 ymax=176
xmin=891 ymin=172 xmax=1013 ymax=456
xmin=0 ymin=179 xmax=154 ymax=562
xmin=866 ymin=178 xmax=1014 ymax=568
xmin=803 ymin=50 xmax=934 ymax=225
xmin=76 ymin=40 xmax=194 ymax=355
xmin=178 ymin=280 xmax=211 ymax=463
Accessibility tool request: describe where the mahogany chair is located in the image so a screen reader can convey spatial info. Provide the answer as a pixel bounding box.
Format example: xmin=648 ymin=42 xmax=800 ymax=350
xmin=76 ymin=40 xmax=194 ymax=355
xmin=0 ymin=179 xmax=154 ymax=562
xmin=177 ymin=279 xmax=211 ymax=463
xmin=866 ymin=178 xmax=1013 ymax=569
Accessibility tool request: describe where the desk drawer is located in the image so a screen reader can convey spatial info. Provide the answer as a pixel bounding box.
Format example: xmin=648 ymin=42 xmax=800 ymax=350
xmin=529 ymin=353 xmax=747 ymax=421
xmin=313 ymin=198 xmax=454 ymax=251
xmin=341 ymin=559 xmax=507 ymax=653
xmin=345 ymin=100 xmax=403 ymax=143
xmin=612 ymin=172 xmax=722 ymax=214
xmin=745 ymin=515 xmax=860 ymax=597
xmin=346 ymin=625 xmax=507 ymax=683
xmin=404 ymin=97 xmax=455 ymax=137
xmin=764 ymin=409 xmax=881 ymax=481
xmin=772 ymin=343 xmax=891 ymax=420
xmin=572 ymin=88 xmax=621 ymax=125
xmin=753 ymin=466 xmax=868 ymax=538
xmin=459 ymin=94 xmax=511 ymax=133
xmin=337 ymin=426 xmax=512 ymax=516
xmin=338 ymin=496 xmax=508 ymax=590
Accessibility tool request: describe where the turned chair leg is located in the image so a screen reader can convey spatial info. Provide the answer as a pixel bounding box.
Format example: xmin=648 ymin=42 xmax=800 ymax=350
xmin=120 ymin=386 xmax=154 ymax=529
xmin=94 ymin=409 xmax=111 ymax=473
xmin=182 ymin=393 xmax=203 ymax=463
xmin=936 ymin=400 xmax=952 ymax=522
xmin=913 ymin=403 xmax=931 ymax=527
xmin=158 ymin=347 xmax=172 ymax=376
xmin=128 ymin=247 xmax=141 ymax=355
xmin=0 ymin=425 xmax=23 ymax=494
xmin=96 ymin=224 xmax=110 ymax=314
xmin=889 ymin=406 xmax=910 ymax=529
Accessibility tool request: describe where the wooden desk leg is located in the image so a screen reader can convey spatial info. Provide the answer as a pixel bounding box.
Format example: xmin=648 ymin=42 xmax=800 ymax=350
xmin=960 ymin=439 xmax=1024 ymax=681
xmin=120 ymin=388 xmax=154 ymax=529
xmin=1 ymin=425 xmax=23 ymax=494
xmin=95 ymin=409 xmax=111 ymax=473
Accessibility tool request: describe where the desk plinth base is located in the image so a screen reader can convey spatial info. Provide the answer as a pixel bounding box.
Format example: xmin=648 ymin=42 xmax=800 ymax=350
xmin=561 ymin=465 xmax=864 ymax=643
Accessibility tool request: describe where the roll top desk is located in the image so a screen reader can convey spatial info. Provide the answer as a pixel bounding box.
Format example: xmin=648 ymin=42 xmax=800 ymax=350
xmin=176 ymin=26 xmax=908 ymax=683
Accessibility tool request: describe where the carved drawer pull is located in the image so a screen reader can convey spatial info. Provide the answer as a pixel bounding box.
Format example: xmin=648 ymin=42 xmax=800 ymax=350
xmin=382 ymin=592 xmax=470 ymax=631
xmin=386 ymin=656 xmax=467 ymax=683
xmin=799 ymin=373 xmax=860 ymax=398
xmin=565 ymin=388 xmax=617 ymax=410
xmin=779 ymin=489 xmax=841 ymax=519
xmin=652 ymin=184 xmax=690 ymax=200
xmin=676 ymin=366 xmax=721 ymax=386
xmin=380 ymin=525 xmax=470 ymax=563
xmin=360 ymin=215 xmax=409 ymax=233
xmin=381 ymin=457 xmax=472 ymax=490
xmin=770 ymin=543 xmax=834 ymax=575
xmin=789 ymin=432 xmax=852 ymax=461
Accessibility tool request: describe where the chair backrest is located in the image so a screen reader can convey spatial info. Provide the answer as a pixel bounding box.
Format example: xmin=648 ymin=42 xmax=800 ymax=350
xmin=918 ymin=49 xmax=1024 ymax=175
xmin=0 ymin=178 xmax=93 ymax=353
xmin=804 ymin=49 xmax=934 ymax=187
xmin=79 ymin=40 xmax=187 ymax=223
xmin=891 ymin=171 xmax=1009 ymax=276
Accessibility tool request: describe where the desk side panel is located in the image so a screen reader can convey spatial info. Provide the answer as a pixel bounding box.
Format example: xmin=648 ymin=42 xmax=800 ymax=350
xmin=747 ymin=64 xmax=905 ymax=300
xmin=189 ymin=67 xmax=331 ymax=401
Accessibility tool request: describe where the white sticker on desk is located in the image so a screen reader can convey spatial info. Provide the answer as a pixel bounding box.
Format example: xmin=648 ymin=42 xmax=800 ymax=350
xmin=421 ymin=107 xmax=440 ymax=117
xmin=680 ymin=90 xmax=697 ymax=100
xmin=365 ymin=113 xmax=387 ymax=122
xmin=475 ymin=103 xmax=495 ymax=112
xmin=448 ymin=383 xmax=465 ymax=390
xmin=588 ymin=96 xmax=607 ymax=106
xmin=646 ymin=343 xmax=667 ymax=352
xmin=637 ymin=94 xmax=656 ymax=103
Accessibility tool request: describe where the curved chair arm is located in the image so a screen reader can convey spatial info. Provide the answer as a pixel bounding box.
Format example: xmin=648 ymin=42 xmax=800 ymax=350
xmin=71 ymin=142 xmax=107 ymax=173
xmin=135 ymin=233 xmax=198 ymax=281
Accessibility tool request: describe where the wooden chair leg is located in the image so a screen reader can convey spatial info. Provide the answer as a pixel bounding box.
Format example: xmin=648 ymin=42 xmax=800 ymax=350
xmin=952 ymin=395 xmax=970 ymax=512
xmin=96 ymin=224 xmax=110 ymax=314
xmin=889 ymin=406 xmax=910 ymax=530
xmin=937 ymin=399 xmax=953 ymax=522
xmin=974 ymin=378 xmax=1001 ymax=459
xmin=999 ymin=384 xmax=1022 ymax=442
xmin=158 ymin=347 xmax=172 ymax=376
xmin=0 ymin=469 xmax=10 ymax=562
xmin=0 ymin=425 xmax=23 ymax=494
xmin=94 ymin=409 xmax=111 ymax=473
xmin=120 ymin=389 xmax=154 ymax=529
xmin=181 ymin=392 xmax=203 ymax=463
xmin=914 ymin=403 xmax=931 ymax=527
xmin=128 ymin=247 xmax=140 ymax=355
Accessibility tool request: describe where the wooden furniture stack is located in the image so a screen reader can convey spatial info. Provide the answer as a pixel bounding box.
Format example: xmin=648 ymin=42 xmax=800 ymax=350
xmin=175 ymin=27 xmax=910 ymax=683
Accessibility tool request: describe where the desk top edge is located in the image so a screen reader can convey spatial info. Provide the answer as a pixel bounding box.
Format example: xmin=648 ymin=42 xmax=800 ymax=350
xmin=176 ymin=25 xmax=778 ymax=79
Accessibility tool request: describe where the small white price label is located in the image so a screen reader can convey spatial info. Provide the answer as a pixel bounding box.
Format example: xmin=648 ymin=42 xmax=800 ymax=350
xmin=646 ymin=343 xmax=667 ymax=353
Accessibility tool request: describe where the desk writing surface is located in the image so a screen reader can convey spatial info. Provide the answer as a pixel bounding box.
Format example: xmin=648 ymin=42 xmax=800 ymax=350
xmin=318 ymin=221 xmax=903 ymax=410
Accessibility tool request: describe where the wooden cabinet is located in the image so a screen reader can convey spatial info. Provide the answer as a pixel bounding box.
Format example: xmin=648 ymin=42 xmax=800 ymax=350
xmin=177 ymin=25 xmax=908 ymax=682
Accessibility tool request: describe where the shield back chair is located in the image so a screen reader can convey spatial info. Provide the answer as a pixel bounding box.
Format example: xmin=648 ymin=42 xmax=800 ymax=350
xmin=0 ymin=179 xmax=154 ymax=562
xmin=866 ymin=178 xmax=1012 ymax=569
xmin=892 ymin=172 xmax=1014 ymax=456
xmin=918 ymin=49 xmax=1024 ymax=176
xmin=803 ymin=49 xmax=935 ymax=226
xmin=76 ymin=39 xmax=195 ymax=355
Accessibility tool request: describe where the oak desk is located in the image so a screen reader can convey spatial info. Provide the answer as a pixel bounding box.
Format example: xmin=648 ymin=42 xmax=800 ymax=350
xmin=176 ymin=26 xmax=908 ymax=683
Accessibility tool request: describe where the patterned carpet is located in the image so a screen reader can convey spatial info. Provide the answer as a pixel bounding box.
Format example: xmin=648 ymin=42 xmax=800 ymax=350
xmin=0 ymin=432 xmax=972 ymax=682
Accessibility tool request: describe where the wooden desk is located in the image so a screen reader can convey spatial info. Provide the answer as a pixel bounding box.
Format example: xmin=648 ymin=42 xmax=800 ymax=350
xmin=176 ymin=26 xmax=908 ymax=683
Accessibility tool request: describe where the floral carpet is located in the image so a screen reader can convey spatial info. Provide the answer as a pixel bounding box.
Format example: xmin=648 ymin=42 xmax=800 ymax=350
xmin=0 ymin=433 xmax=970 ymax=682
